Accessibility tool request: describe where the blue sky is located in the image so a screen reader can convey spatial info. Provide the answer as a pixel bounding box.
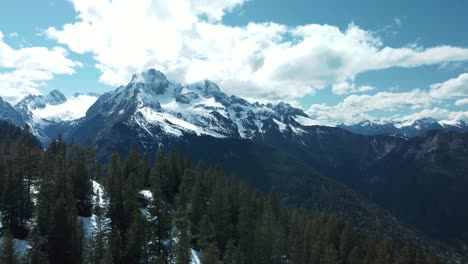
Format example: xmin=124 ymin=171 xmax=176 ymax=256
xmin=0 ymin=0 xmax=467 ymax=124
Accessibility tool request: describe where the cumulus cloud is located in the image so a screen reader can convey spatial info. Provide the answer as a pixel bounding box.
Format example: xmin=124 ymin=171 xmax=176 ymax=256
xmin=0 ymin=70 xmax=53 ymax=103
xmin=430 ymin=72 xmax=468 ymax=99
xmin=45 ymin=0 xmax=468 ymax=102
xmin=455 ymin=98 xmax=468 ymax=106
xmin=0 ymin=31 xmax=81 ymax=104
xmin=394 ymin=108 xmax=468 ymax=125
xmin=306 ymin=89 xmax=438 ymax=125
xmin=307 ymin=71 xmax=468 ymax=125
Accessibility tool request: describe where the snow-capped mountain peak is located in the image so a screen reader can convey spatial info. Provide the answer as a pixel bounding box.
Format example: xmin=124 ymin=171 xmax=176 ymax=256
xmin=15 ymin=90 xmax=99 ymax=123
xmin=84 ymin=69 xmax=319 ymax=140
xmin=129 ymin=69 xmax=170 ymax=94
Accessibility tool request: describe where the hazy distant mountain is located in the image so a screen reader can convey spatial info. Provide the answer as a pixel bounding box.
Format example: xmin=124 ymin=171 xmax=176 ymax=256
xmin=339 ymin=118 xmax=468 ymax=137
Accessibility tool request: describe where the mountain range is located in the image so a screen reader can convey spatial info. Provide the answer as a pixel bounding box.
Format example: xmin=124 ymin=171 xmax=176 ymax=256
xmin=1 ymin=69 xmax=466 ymax=144
xmin=1 ymin=69 xmax=468 ymax=259
xmin=339 ymin=119 xmax=468 ymax=137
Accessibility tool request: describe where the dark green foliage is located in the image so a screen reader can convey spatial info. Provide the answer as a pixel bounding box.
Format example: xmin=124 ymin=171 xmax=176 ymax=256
xmin=0 ymin=230 xmax=20 ymax=264
xmin=0 ymin=122 xmax=441 ymax=264
xmin=202 ymin=243 xmax=221 ymax=264
xmin=125 ymin=211 xmax=149 ymax=263
xmin=25 ymin=228 xmax=48 ymax=264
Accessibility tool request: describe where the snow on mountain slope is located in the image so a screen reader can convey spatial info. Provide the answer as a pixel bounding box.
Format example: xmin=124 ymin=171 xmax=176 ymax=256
xmin=33 ymin=93 xmax=98 ymax=122
xmin=7 ymin=90 xmax=101 ymax=145
xmin=84 ymin=69 xmax=320 ymax=141
xmin=16 ymin=90 xmax=99 ymax=122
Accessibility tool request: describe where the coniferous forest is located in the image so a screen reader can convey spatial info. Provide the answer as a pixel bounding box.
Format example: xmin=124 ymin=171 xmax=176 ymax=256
xmin=0 ymin=121 xmax=440 ymax=263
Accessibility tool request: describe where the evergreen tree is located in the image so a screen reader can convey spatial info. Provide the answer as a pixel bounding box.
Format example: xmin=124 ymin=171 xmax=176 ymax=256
xmin=198 ymin=215 xmax=214 ymax=250
xmin=99 ymin=247 xmax=113 ymax=264
xmin=347 ymin=246 xmax=364 ymax=264
xmin=339 ymin=223 xmax=357 ymax=260
xmin=125 ymin=212 xmax=147 ymax=263
xmin=0 ymin=230 xmax=20 ymax=264
xmin=202 ymin=243 xmax=220 ymax=264
xmin=149 ymin=149 xmax=171 ymax=257
xmin=321 ymin=244 xmax=341 ymax=264
xmin=107 ymin=153 xmax=125 ymax=232
xmin=208 ymin=175 xmax=231 ymax=251
xmin=237 ymin=191 xmax=255 ymax=264
xmin=25 ymin=228 xmax=48 ymax=264
xmin=110 ymin=230 xmax=122 ymax=263
xmin=175 ymin=222 xmax=191 ymax=264
xmin=396 ymin=244 xmax=417 ymax=264
xmin=223 ymin=240 xmax=242 ymax=264
xmin=47 ymin=195 xmax=77 ymax=264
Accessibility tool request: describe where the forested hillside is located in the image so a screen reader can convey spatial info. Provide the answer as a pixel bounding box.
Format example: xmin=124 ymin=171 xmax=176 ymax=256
xmin=0 ymin=121 xmax=439 ymax=263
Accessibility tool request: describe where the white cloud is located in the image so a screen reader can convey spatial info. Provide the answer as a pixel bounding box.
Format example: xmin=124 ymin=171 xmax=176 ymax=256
xmin=307 ymin=89 xmax=437 ymax=125
xmin=429 ymin=72 xmax=468 ymax=99
xmin=332 ymin=81 xmax=375 ymax=95
xmin=45 ymin=0 xmax=468 ymax=102
xmin=394 ymin=107 xmax=468 ymax=125
xmin=0 ymin=31 xmax=81 ymax=104
xmin=455 ymin=98 xmax=468 ymax=106
xmin=0 ymin=70 xmax=53 ymax=104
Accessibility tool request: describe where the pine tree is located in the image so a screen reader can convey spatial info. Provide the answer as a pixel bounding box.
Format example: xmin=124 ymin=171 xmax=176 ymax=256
xmin=150 ymin=149 xmax=171 ymax=256
xmin=99 ymin=247 xmax=113 ymax=264
xmin=125 ymin=212 xmax=147 ymax=263
xmin=339 ymin=223 xmax=356 ymax=260
xmin=254 ymin=204 xmax=274 ymax=264
xmin=141 ymin=153 xmax=151 ymax=188
xmin=25 ymin=228 xmax=48 ymax=264
xmin=0 ymin=230 xmax=19 ymax=264
xmin=208 ymin=175 xmax=231 ymax=251
xmin=190 ymin=178 xmax=205 ymax=236
xmin=47 ymin=195 xmax=76 ymax=264
xmin=322 ymin=244 xmax=341 ymax=264
xmin=396 ymin=244 xmax=417 ymax=264
xmin=86 ymin=195 xmax=108 ymax=264
xmin=107 ymin=153 xmax=125 ymax=232
xmin=36 ymin=154 xmax=54 ymax=236
xmin=223 ymin=240 xmax=242 ymax=264
xmin=348 ymin=246 xmax=364 ymax=264
xmin=175 ymin=221 xmax=191 ymax=264
xmin=110 ymin=230 xmax=122 ymax=263
xmin=198 ymin=215 xmax=214 ymax=250
xmin=238 ymin=191 xmax=254 ymax=264
xmin=202 ymin=243 xmax=220 ymax=264
xmin=375 ymin=238 xmax=395 ymax=264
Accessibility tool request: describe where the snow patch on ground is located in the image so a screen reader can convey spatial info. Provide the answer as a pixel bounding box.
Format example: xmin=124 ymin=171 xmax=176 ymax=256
xmin=0 ymin=237 xmax=30 ymax=256
xmin=190 ymin=249 xmax=202 ymax=264
xmin=92 ymin=180 xmax=108 ymax=208
xmin=139 ymin=190 xmax=153 ymax=201
xmin=79 ymin=214 xmax=98 ymax=237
